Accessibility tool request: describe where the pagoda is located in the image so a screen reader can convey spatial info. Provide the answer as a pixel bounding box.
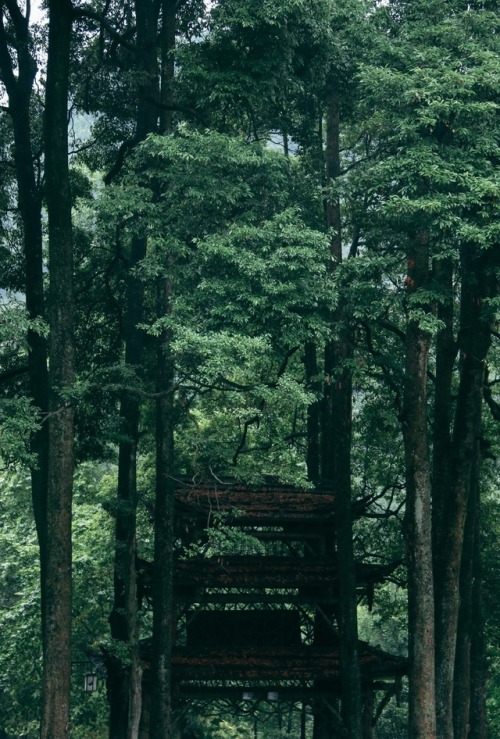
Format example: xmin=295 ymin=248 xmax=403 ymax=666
xmin=137 ymin=479 xmax=406 ymax=737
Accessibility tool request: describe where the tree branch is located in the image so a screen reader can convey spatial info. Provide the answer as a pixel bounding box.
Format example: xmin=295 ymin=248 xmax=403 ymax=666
xmin=72 ymin=6 xmax=136 ymax=53
xmin=0 ymin=13 xmax=17 ymax=96
xmin=4 ymin=0 xmax=28 ymax=40
xmin=483 ymin=381 xmax=500 ymax=421
xmin=232 ymin=415 xmax=260 ymax=466
xmin=0 ymin=363 xmax=29 ymax=383
xmin=374 ymin=684 xmax=398 ymax=725
xmin=375 ymin=317 xmax=406 ymax=342
xmin=144 ymin=95 xmax=208 ymax=126
xmin=103 ymin=136 xmax=136 ymax=185
xmin=360 ymin=320 xmax=403 ymax=415
xmin=348 ymin=223 xmax=361 ymax=259
xmin=274 ymin=345 xmax=300 ymax=382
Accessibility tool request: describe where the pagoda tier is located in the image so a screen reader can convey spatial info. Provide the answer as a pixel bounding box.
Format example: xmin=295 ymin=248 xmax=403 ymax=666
xmin=173 ymin=555 xmax=399 ymax=605
xmin=174 ymin=480 xmax=336 ymax=527
xmin=172 ymin=643 xmax=406 ymax=684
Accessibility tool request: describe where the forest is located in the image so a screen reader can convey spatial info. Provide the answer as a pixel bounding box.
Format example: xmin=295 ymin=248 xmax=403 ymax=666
xmin=0 ymin=0 xmax=499 ymax=737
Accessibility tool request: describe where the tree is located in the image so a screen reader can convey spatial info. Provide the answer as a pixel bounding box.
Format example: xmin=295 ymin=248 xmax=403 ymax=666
xmin=0 ymin=1 xmax=75 ymax=735
xmin=75 ymin=3 xmax=164 ymax=734
xmin=41 ymin=1 xmax=75 ymax=736
xmin=0 ymin=0 xmax=49 ymax=625
xmin=151 ymin=2 xmax=177 ymax=737
xmin=402 ymin=228 xmax=437 ymax=738
xmin=352 ymin=1 xmax=500 ymax=734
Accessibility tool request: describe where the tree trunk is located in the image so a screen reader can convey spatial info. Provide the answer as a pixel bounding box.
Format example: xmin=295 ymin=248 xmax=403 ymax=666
xmin=434 ymin=242 xmax=495 ymax=739
xmin=108 ymin=393 xmax=141 ymax=739
xmin=40 ymin=2 xmax=74 ymax=736
xmin=362 ymin=691 xmax=375 ymax=739
xmin=305 ymin=341 xmax=320 ymax=480
xmin=453 ymin=442 xmax=480 ymax=739
xmin=402 ymin=229 xmax=436 ymax=739
xmin=107 ymin=3 xmax=160 ymax=736
xmin=151 ymin=277 xmax=176 ymax=738
xmin=430 ymin=255 xmax=455 ymax=737
xmin=151 ymin=3 xmax=177 ymax=736
xmin=322 ymin=82 xmax=362 ymax=739
xmin=0 ymin=1 xmax=49 ymax=633
xmin=431 ymin=256 xmax=455 ymax=558
xmin=468 ymin=484 xmax=488 ymax=739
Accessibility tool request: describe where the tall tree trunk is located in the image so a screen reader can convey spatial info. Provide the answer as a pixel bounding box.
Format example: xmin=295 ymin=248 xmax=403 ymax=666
xmin=107 ymin=3 xmax=160 ymax=736
xmin=434 ymin=242 xmax=495 ymax=739
xmin=108 ymin=388 xmax=141 ymax=738
xmin=0 ymin=1 xmax=49 ymax=633
xmin=151 ymin=3 xmax=177 ymax=736
xmin=430 ymin=255 xmax=455 ymax=736
xmin=151 ymin=277 xmax=176 ymax=739
xmin=305 ymin=341 xmax=320 ymax=480
xmin=453 ymin=442 xmax=480 ymax=739
xmin=107 ymin=209 xmax=144 ymax=736
xmin=468 ymin=484 xmax=488 ymax=739
xmin=40 ymin=1 xmax=74 ymax=736
xmin=362 ymin=691 xmax=375 ymax=739
xmin=402 ymin=229 xmax=436 ymax=739
xmin=322 ymin=82 xmax=362 ymax=739
xmin=431 ymin=256 xmax=455 ymax=558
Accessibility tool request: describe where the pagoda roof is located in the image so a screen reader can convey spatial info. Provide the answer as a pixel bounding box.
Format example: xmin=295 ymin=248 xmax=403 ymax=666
xmin=174 ymin=480 xmax=336 ymax=525
xmin=175 ymin=555 xmax=399 ymax=591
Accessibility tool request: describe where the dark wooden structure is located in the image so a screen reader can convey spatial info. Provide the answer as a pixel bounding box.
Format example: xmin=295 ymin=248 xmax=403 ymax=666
xmin=138 ymin=480 xmax=406 ymax=736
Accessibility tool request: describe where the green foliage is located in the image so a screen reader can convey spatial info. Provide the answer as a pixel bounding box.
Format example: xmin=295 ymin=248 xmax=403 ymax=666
xmin=119 ymin=128 xmax=292 ymax=238
xmin=0 ymin=466 xmax=113 ymax=737
xmin=356 ymin=3 xmax=500 ymax=252
xmin=171 ymin=332 xmax=313 ymax=482
xmin=182 ymin=510 xmax=265 ymax=558
xmin=0 ymin=472 xmax=42 ymax=736
xmin=0 ymin=302 xmax=48 ymax=467
xmin=94 ymin=128 xmax=331 ymax=482
xmin=180 ymin=713 xmax=253 ymax=738
xmin=481 ymin=468 xmax=500 ymax=737
xmin=191 ymin=209 xmax=331 ymax=343
xmin=0 ymin=395 xmax=39 ymax=467
xmin=1 ymin=0 xmax=499 ymax=735
xmin=179 ymin=704 xmax=313 ymax=739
